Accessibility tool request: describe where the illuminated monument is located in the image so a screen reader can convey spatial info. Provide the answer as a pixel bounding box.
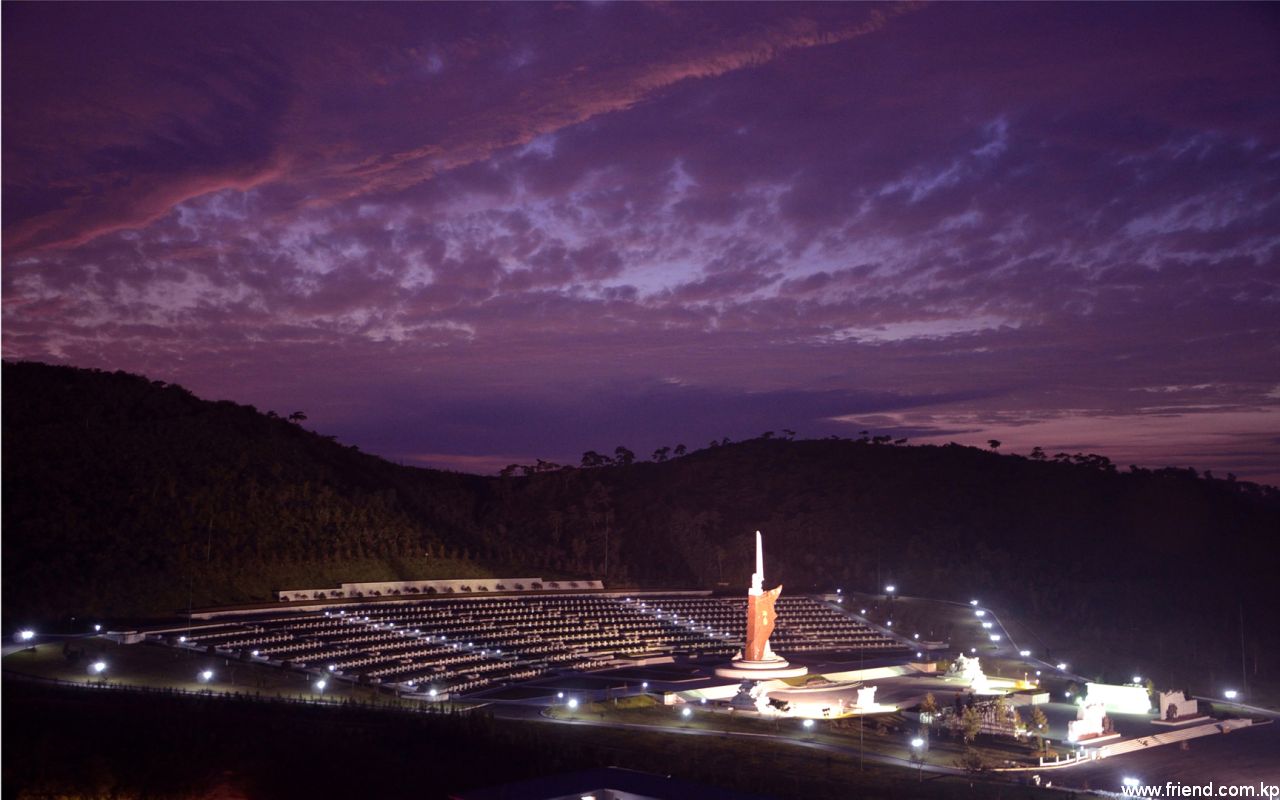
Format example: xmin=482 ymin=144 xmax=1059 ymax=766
xmin=716 ymin=532 xmax=807 ymax=680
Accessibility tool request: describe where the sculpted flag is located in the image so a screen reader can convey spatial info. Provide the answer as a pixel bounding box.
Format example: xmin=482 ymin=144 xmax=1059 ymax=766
xmin=745 ymin=585 xmax=781 ymax=661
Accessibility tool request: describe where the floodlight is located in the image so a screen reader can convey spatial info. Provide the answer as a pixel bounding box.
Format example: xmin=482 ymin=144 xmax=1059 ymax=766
xmin=860 ymin=609 xmax=867 ymax=615
xmin=642 ymin=682 xmax=649 ymax=689
xmin=885 ymin=585 xmax=896 ymax=593
xmin=1057 ymin=663 xmax=1067 ymax=671
xmin=1132 ymin=676 xmax=1141 ymax=684
xmin=557 ymin=691 xmax=565 ymax=699
xmin=970 ymin=600 xmax=979 ymax=606
xmin=251 ymin=650 xmax=259 ymax=657
xmin=913 ymin=633 xmax=920 ymax=639
xmin=681 ymin=707 xmax=692 ymax=718
xmin=429 ymin=689 xmax=438 ymax=697
xmin=989 ymin=634 xmax=1001 ymax=642
xmin=328 ymin=664 xmax=337 ymax=672
xmin=90 ymin=661 xmax=107 ymax=674
xmin=1122 ymin=778 xmax=1141 ymax=788
xmin=982 ymin=621 xmax=993 ymax=629
xmin=315 ymin=679 xmax=327 ymax=692
xmin=1224 ymin=690 xmax=1238 ymax=699
xmin=975 ymin=610 xmax=986 ymax=617
xmin=199 ymin=669 xmax=214 ymax=682
xmin=1019 ymin=650 xmax=1031 ymax=657
xmin=837 ymin=588 xmax=843 ymax=594
xmin=803 ymin=719 xmax=814 ymax=729
xmin=886 ymin=621 xmax=893 ymax=627
xmin=18 ymin=629 xmax=35 ymax=641
xmin=701 ymin=698 xmax=707 ymax=704
xmin=94 ymin=624 xmax=102 ymax=632
xmin=916 ymin=651 xmax=923 ymax=658
xmin=911 ymin=737 xmax=924 ymax=748
xmin=178 ymin=636 xmax=187 ymax=643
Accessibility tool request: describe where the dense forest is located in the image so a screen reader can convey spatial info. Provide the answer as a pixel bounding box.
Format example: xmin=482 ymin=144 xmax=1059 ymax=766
xmin=4 ymin=361 xmax=1278 ymax=693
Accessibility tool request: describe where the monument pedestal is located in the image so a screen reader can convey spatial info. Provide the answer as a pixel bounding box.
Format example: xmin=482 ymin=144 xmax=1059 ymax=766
xmin=715 ymin=657 xmax=808 ymax=681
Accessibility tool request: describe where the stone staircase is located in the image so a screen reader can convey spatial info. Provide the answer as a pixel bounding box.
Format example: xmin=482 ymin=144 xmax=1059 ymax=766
xmin=1095 ymin=719 xmax=1251 ymax=757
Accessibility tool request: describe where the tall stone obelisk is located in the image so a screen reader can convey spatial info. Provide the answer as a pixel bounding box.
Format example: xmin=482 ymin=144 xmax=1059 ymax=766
xmin=716 ymin=531 xmax=806 ymax=679
xmin=745 ymin=531 xmax=781 ymax=661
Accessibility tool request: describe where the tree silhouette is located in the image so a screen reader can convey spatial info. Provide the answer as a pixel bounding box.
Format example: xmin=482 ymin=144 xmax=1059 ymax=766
xmin=673 ymin=444 xmax=687 ymax=456
xmin=287 ymin=411 xmax=307 ymax=423
xmin=652 ymin=446 xmax=671 ymax=462
xmin=987 ymin=439 xmax=1001 ymax=451
xmin=613 ymin=446 xmax=635 ymax=466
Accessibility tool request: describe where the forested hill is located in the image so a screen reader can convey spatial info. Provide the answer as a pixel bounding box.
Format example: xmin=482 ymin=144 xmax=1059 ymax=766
xmin=2 ymin=361 xmax=489 ymax=619
xmin=5 ymin=361 xmax=1278 ymax=687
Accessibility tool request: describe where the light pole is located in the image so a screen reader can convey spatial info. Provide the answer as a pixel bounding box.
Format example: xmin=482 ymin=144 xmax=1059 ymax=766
xmin=911 ymin=736 xmax=925 ymax=782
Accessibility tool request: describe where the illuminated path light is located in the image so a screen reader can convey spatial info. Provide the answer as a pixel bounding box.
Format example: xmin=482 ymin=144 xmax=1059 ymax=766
xmin=199 ymin=669 xmax=214 ymax=682
xmin=1225 ymin=690 xmax=1239 ymax=699
xmin=681 ymin=707 xmax=692 ymax=719
xmin=89 ymin=661 xmax=107 ymax=675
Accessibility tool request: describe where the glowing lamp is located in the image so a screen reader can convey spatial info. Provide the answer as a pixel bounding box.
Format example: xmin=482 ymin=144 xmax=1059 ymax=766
xmin=199 ymin=669 xmax=214 ymax=682
xmin=90 ymin=661 xmax=107 ymax=674
xmin=1225 ymin=690 xmax=1238 ymax=699
xmin=803 ymin=719 xmax=814 ymax=729
xmin=681 ymin=707 xmax=692 ymax=718
xmin=911 ymin=737 xmax=924 ymax=748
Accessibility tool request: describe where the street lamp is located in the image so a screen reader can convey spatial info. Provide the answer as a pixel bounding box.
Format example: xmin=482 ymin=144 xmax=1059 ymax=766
xmin=567 ymin=697 xmax=578 ymax=710
xmin=885 ymin=585 xmax=896 ymax=595
xmin=1225 ymin=690 xmax=1238 ymax=700
xmin=17 ymin=629 xmax=35 ymax=642
xmin=198 ymin=669 xmax=214 ymax=683
xmin=89 ymin=661 xmax=107 ymax=675
xmin=315 ymin=679 xmax=327 ymax=694
xmin=681 ymin=707 xmax=692 ymax=720
xmin=970 ymin=600 xmax=979 ymax=606
xmin=911 ymin=737 xmax=926 ymax=781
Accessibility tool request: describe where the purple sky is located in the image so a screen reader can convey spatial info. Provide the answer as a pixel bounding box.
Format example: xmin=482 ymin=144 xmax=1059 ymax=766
xmin=4 ymin=3 xmax=1279 ymax=483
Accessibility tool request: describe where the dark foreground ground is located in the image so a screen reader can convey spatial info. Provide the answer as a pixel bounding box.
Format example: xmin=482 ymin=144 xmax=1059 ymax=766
xmin=3 ymin=679 xmax=1064 ymax=800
